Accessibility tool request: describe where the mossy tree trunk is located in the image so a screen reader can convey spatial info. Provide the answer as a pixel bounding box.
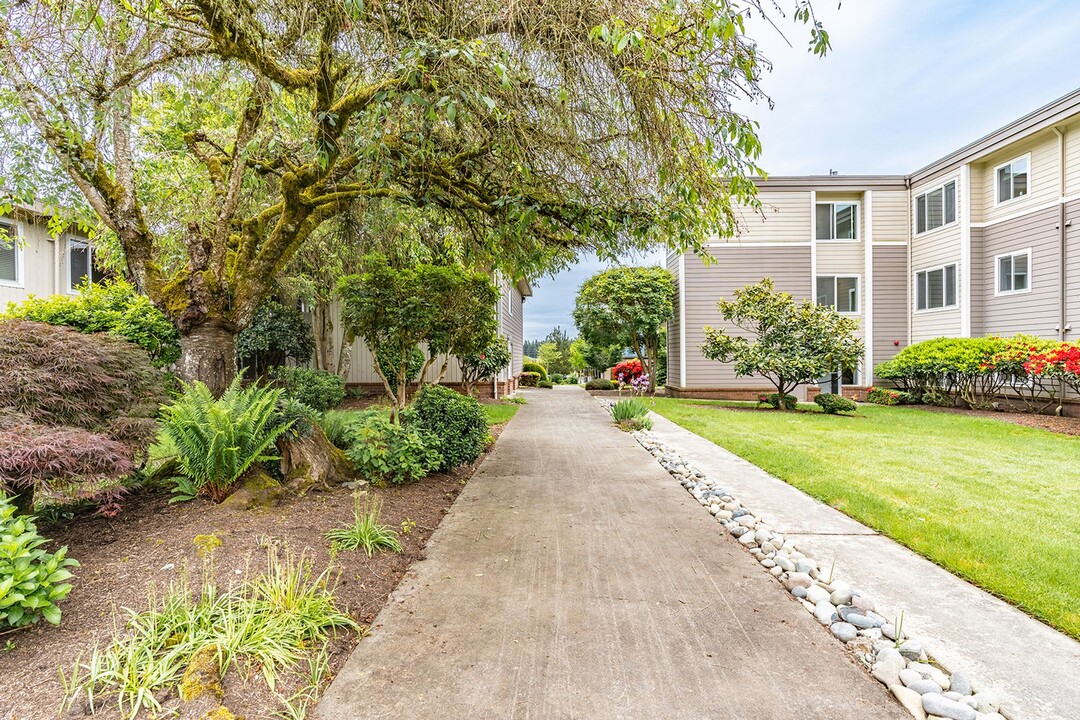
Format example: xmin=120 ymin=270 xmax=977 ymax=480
xmin=278 ymin=425 xmax=355 ymax=494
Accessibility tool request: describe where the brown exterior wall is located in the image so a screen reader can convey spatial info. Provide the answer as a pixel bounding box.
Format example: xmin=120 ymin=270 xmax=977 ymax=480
xmin=974 ymin=205 xmax=1062 ymax=338
xmin=674 ymin=245 xmax=814 ymax=397
xmin=871 ymin=244 xmax=908 ymax=377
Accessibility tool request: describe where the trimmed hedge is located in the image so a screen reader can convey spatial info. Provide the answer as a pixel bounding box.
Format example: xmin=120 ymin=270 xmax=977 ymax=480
xmin=522 ymin=361 xmax=548 ymax=382
xmin=537 ymin=380 xmax=554 ymax=388
xmin=519 ymin=372 xmax=540 ymax=387
xmin=866 ymin=387 xmax=915 ymax=406
xmin=585 ymin=379 xmax=616 ymax=390
xmin=814 ymin=393 xmax=857 ymax=415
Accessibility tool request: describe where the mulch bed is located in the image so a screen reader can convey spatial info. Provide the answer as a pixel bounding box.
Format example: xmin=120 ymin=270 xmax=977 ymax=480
xmin=0 ymin=426 xmax=506 ymax=720
xmin=913 ymin=404 xmax=1080 ymax=436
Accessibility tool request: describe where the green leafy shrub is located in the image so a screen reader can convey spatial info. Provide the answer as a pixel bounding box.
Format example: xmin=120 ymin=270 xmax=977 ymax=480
xmin=268 ymin=366 xmax=346 ymax=412
xmin=236 ymin=301 xmax=315 ymax=376
xmin=276 ymin=397 xmax=320 ymax=441
xmin=0 ymin=320 xmax=168 ymax=511
xmin=866 ymin=387 xmax=915 ymax=406
xmin=814 ymin=393 xmax=858 ymax=415
xmin=324 ymin=496 xmax=402 ymax=556
xmin=458 ymin=338 xmax=512 ymax=394
xmin=410 ymin=385 xmax=488 ymax=471
xmin=319 ymin=410 xmax=367 ymax=450
xmin=537 ymin=379 xmax=554 ymax=388
xmin=3 ymin=279 xmax=180 ymax=366
xmin=876 ymin=336 xmax=1008 ymax=408
xmin=585 ymin=379 xmax=616 ymax=390
xmin=522 ymin=361 xmax=548 ymax=382
xmin=550 ymin=373 xmax=564 ymax=383
xmin=757 ymin=393 xmax=797 ymax=410
xmin=375 ymin=345 xmax=425 ymax=396
xmin=519 ymin=371 xmax=540 ymax=387
xmin=160 ymin=377 xmax=290 ymax=502
xmin=0 ymin=493 xmax=78 ymax=629
xmin=344 ymin=412 xmax=442 ymax=485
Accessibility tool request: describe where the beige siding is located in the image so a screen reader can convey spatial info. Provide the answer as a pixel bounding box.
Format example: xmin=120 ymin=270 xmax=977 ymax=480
xmin=0 ymin=217 xmax=61 ymax=307
xmin=910 ymin=209 xmax=962 ymax=340
xmin=975 ymin=131 xmax=1059 ymax=224
xmin=1065 ymin=200 xmax=1080 ymax=341
xmin=665 ymin=251 xmax=681 ymax=386
xmin=727 ymin=191 xmax=811 ymax=243
xmin=871 ymin=245 xmax=908 ymax=377
xmin=504 ymin=281 xmax=525 ymax=376
xmin=975 ymin=206 xmax=1061 ymax=338
xmin=1064 ymin=119 xmax=1080 ymax=196
xmin=680 ymin=246 xmax=812 ymax=391
xmin=872 ymin=189 xmax=910 ymax=242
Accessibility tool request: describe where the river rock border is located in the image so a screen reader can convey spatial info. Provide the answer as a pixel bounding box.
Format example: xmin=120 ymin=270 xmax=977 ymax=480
xmin=616 ymin=410 xmax=1011 ymax=720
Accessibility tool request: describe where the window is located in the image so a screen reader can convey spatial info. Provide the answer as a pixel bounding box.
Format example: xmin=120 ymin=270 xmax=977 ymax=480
xmin=816 ymin=275 xmax=860 ymax=314
xmin=995 ymin=155 xmax=1029 ymax=204
xmin=816 ymin=202 xmax=858 ymax=240
xmin=507 ymin=282 xmax=514 ymax=317
xmin=915 ymin=181 xmax=956 ymax=234
xmin=68 ymin=238 xmax=106 ymax=292
xmin=0 ymin=221 xmax=18 ymax=285
xmin=915 ymin=264 xmax=958 ymax=311
xmin=996 ymin=249 xmax=1031 ymax=295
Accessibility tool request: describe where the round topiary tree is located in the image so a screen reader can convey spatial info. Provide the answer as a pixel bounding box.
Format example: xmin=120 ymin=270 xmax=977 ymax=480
xmin=409 ymin=385 xmax=489 ymax=472
xmin=0 ymin=320 xmax=169 ymax=513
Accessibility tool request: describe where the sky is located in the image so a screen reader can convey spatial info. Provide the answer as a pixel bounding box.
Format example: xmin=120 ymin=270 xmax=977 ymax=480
xmin=523 ymin=0 xmax=1080 ymax=341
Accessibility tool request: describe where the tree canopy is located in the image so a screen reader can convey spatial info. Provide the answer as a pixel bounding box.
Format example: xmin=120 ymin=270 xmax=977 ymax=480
xmin=700 ymin=278 xmax=864 ymax=403
xmin=573 ymin=266 xmax=675 ymax=391
xmin=0 ymin=0 xmax=828 ymax=393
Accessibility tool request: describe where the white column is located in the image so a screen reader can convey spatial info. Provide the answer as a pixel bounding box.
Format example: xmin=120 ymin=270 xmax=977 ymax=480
xmin=809 ymin=191 xmax=818 ymax=298
xmin=864 ymin=190 xmax=874 ymax=385
xmin=678 ymin=253 xmax=687 ymax=388
xmin=960 ymin=164 xmax=972 ymax=337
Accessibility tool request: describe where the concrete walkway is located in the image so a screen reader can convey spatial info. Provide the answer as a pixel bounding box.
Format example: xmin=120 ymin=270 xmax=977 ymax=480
xmin=645 ymin=409 xmax=1080 ymax=720
xmin=317 ymin=387 xmax=909 ymax=720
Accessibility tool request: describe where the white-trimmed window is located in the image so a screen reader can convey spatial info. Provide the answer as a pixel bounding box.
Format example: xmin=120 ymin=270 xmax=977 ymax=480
xmin=995 ymin=155 xmax=1029 ymax=205
xmin=915 ymin=264 xmax=957 ymax=311
xmin=815 ymin=202 xmax=858 ymax=240
xmin=996 ymin=249 xmax=1031 ymax=295
xmin=816 ymin=275 xmax=860 ymax=314
xmin=67 ymin=238 xmax=106 ymax=292
xmin=507 ymin=281 xmax=514 ymax=317
xmin=915 ymin=181 xmax=956 ymax=234
xmin=0 ymin=221 xmax=20 ymax=286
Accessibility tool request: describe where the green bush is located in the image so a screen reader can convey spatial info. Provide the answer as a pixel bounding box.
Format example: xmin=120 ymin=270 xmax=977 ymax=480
xmin=537 ymin=379 xmax=554 ymax=388
xmin=160 ymin=377 xmax=290 ymax=503
xmin=758 ymin=393 xmax=797 ymax=410
xmin=550 ymin=373 xmax=564 ymax=383
xmin=585 ymin=379 xmax=616 ymax=390
xmin=522 ymin=361 xmax=548 ymax=382
xmin=344 ymin=411 xmax=442 ymax=484
xmin=0 ymin=493 xmax=78 ymax=629
xmin=3 ymin=279 xmax=180 ymax=366
xmin=519 ymin=371 xmax=540 ymax=387
xmin=236 ymin=301 xmax=315 ymax=376
xmin=320 ymin=410 xmax=366 ymax=450
xmin=410 ymin=385 xmax=488 ymax=471
xmin=268 ymin=366 xmax=346 ymax=412
xmin=814 ymin=393 xmax=858 ymax=415
xmin=876 ymin=336 xmax=1008 ymax=408
xmin=866 ymin=387 xmax=916 ymax=406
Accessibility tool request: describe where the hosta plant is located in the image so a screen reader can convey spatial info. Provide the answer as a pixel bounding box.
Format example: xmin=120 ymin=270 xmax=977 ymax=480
xmin=160 ymin=377 xmax=291 ymax=502
xmin=0 ymin=493 xmax=78 ymax=629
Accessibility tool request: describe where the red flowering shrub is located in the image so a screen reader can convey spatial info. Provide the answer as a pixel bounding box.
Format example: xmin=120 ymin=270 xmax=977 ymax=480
xmin=1026 ymin=341 xmax=1080 ymax=394
xmin=0 ymin=320 xmax=169 ymax=511
xmin=612 ymin=359 xmax=643 ymax=384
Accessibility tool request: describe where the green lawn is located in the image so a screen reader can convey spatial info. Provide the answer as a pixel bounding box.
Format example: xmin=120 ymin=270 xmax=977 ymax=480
xmin=650 ymin=398 xmax=1080 ymax=640
xmin=483 ymin=402 xmax=520 ymax=426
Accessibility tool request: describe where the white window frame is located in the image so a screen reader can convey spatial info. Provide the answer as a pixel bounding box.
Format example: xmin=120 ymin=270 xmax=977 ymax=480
xmin=993 ymin=153 xmax=1031 ymax=207
xmin=914 ymin=263 xmax=959 ymax=313
xmin=0 ymin=220 xmax=24 ymax=288
xmin=914 ymin=179 xmax=958 ymax=235
xmin=815 ymin=201 xmax=859 ymax=242
xmin=815 ymin=274 xmax=861 ymax=315
xmin=507 ymin=281 xmax=514 ymax=317
xmin=994 ymin=248 xmax=1032 ymax=297
xmin=66 ymin=237 xmax=103 ymax=294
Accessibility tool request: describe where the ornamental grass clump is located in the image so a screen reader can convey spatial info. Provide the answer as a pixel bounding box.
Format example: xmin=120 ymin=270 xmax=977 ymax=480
xmin=61 ymin=550 xmax=357 ymax=719
xmin=324 ymin=495 xmax=403 ymax=557
xmin=160 ymin=377 xmax=291 ymax=502
xmin=610 ymin=398 xmax=652 ymax=431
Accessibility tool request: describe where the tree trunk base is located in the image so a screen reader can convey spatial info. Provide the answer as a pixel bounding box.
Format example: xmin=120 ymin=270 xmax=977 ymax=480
xmin=279 ymin=425 xmax=356 ymax=495
xmin=217 ymin=466 xmax=288 ymax=512
xmin=178 ymin=323 xmax=238 ymax=396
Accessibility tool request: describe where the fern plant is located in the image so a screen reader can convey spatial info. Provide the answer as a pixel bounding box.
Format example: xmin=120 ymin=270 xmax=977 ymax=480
xmin=160 ymin=377 xmax=291 ymax=502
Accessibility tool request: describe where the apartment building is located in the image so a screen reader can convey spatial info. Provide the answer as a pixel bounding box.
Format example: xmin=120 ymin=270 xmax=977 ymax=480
xmin=667 ymin=88 xmax=1080 ymax=400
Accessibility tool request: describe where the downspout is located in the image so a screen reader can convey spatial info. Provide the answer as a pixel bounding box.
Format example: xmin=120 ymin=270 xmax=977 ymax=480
xmin=1053 ymin=127 xmax=1068 ymax=414
xmin=864 ymin=190 xmax=874 ymax=387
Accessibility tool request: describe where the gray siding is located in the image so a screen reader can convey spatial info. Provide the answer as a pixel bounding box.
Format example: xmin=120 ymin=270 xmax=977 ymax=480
xmin=976 ymin=205 xmax=1061 ymax=338
xmin=680 ymin=246 xmax=812 ymax=390
xmin=504 ymin=281 xmax=525 ymax=376
xmin=1066 ymin=200 xmax=1080 ymax=341
xmin=871 ymin=245 xmax=908 ymax=376
xmin=666 ymin=251 xmax=681 ymax=386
